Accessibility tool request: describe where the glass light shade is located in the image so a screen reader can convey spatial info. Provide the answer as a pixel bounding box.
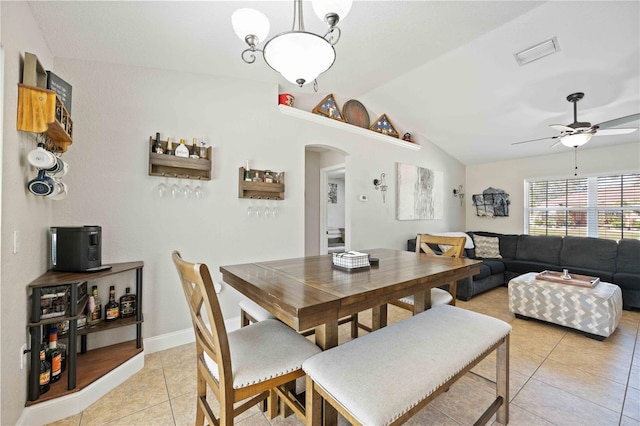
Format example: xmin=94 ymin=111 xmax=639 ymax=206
xmin=232 ymin=8 xmax=270 ymax=44
xmin=560 ymin=133 xmax=592 ymax=147
xmin=263 ymin=31 xmax=336 ymax=86
xmin=312 ymin=0 xmax=353 ymax=23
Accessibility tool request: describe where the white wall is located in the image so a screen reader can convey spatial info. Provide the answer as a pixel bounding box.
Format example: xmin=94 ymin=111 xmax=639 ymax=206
xmin=1 ymin=3 xmax=56 ymax=424
xmin=466 ymin=142 xmax=640 ymax=234
xmin=304 ymin=150 xmax=321 ymax=256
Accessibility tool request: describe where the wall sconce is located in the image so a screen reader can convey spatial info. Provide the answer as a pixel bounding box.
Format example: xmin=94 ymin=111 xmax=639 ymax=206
xmin=453 ymin=185 xmax=464 ymax=206
xmin=373 ymin=173 xmax=387 ymax=203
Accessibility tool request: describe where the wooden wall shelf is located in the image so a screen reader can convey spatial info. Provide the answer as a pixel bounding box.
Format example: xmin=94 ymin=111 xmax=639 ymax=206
xmin=148 ymin=138 xmax=212 ymax=180
xmin=238 ymin=167 xmax=285 ymax=200
xmin=17 ymin=84 xmax=73 ymax=152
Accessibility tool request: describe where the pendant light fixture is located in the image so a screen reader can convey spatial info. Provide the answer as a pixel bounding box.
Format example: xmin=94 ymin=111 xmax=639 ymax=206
xmin=232 ymin=0 xmax=352 ymax=88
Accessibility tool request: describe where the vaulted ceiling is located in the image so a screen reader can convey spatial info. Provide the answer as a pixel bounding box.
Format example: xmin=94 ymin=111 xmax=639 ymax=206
xmin=27 ymin=1 xmax=640 ymax=165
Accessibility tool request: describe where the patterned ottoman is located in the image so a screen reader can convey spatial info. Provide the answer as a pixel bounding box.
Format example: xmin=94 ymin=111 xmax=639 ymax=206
xmin=508 ymin=272 xmax=622 ymax=340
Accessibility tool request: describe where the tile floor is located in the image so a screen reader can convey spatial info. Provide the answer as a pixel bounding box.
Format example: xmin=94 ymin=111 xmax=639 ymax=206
xmin=48 ymin=286 xmax=640 ymax=426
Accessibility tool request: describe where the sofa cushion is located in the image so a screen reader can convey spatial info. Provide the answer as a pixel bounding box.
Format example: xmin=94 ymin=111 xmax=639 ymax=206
xmin=469 ymin=232 xmax=518 ymax=258
xmin=516 ymin=235 xmax=562 ymax=264
xmin=560 ymin=236 xmax=617 ymax=272
xmin=483 ymin=259 xmax=506 ymax=275
xmin=472 ymin=264 xmax=492 ymax=280
xmin=617 ymin=239 xmax=640 ymax=274
xmin=473 ymin=235 xmax=502 ymax=258
xmin=501 ymin=259 xmax=561 ymax=275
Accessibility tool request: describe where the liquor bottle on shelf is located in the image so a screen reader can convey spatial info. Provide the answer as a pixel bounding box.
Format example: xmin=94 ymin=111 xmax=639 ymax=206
xmin=165 ymin=137 xmax=174 ymax=155
xmin=104 ymin=285 xmax=120 ymax=321
xmin=244 ymin=161 xmax=251 ymax=181
xmin=46 ymin=327 xmax=62 ymax=383
xmin=58 ymin=341 xmax=67 ymax=373
xmin=264 ymin=170 xmax=274 ymax=183
xmin=252 ymin=171 xmax=262 ymax=182
xmin=199 ymin=140 xmax=207 ymax=160
xmin=119 ymin=287 xmax=137 ymax=318
xmin=190 ymin=138 xmax=199 ymax=159
xmin=39 ymin=345 xmax=51 ymax=395
xmin=175 ymin=138 xmax=189 ymax=158
xmin=152 ymin=132 xmax=164 ymax=154
xmin=88 ymin=285 xmax=102 ymax=326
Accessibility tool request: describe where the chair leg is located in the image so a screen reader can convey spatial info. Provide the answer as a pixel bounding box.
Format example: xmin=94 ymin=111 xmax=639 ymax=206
xmin=267 ymin=389 xmax=278 ymax=419
xmin=496 ymin=335 xmax=510 ymax=425
xmin=449 ymin=281 xmax=457 ymax=306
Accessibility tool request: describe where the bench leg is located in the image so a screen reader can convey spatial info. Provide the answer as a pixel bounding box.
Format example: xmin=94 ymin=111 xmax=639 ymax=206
xmin=306 ymin=376 xmax=323 ymax=426
xmin=496 ymin=334 xmax=509 ymax=425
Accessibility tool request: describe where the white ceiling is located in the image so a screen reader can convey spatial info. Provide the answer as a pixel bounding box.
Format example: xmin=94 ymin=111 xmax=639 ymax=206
xmin=27 ymin=0 xmax=640 ymax=165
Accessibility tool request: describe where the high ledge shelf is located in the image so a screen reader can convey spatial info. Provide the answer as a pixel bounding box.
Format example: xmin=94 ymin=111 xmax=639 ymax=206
xmin=278 ymin=105 xmax=422 ymax=151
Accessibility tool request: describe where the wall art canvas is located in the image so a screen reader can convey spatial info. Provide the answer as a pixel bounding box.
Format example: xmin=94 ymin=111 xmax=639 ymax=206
xmin=328 ymin=183 xmax=338 ymax=203
xmin=396 ymin=163 xmax=444 ymax=220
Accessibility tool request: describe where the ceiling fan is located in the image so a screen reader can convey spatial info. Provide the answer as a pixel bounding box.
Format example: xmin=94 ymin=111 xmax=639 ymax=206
xmin=512 ymin=92 xmax=639 ymax=148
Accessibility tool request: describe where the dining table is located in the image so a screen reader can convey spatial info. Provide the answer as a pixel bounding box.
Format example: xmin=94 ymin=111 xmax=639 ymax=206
xmin=220 ymin=248 xmax=481 ymax=424
xmin=220 ymin=248 xmax=482 ymax=350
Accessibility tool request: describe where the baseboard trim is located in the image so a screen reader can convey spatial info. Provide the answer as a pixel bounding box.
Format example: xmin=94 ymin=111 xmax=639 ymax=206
xmin=18 ymin=315 xmax=241 ymax=425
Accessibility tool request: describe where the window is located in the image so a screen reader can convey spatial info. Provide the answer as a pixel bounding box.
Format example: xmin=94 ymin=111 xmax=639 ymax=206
xmin=526 ymin=173 xmax=640 ymax=240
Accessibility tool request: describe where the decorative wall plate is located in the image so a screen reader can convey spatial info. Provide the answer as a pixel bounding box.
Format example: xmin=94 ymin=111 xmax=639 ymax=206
xmin=343 ymin=100 xmax=370 ymax=128
xmin=312 ymin=93 xmax=346 ymax=122
xmin=370 ymin=114 xmax=399 ymax=138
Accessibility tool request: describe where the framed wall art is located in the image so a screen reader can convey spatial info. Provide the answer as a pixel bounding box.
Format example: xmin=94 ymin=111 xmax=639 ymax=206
xmin=312 ymin=93 xmax=346 ymax=122
xmin=396 ymin=163 xmax=444 ymax=220
xmin=370 ymin=114 xmax=399 ymax=138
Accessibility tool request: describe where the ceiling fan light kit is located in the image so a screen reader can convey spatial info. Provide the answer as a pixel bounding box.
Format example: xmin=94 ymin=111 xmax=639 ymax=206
xmin=232 ymin=0 xmax=352 ymax=88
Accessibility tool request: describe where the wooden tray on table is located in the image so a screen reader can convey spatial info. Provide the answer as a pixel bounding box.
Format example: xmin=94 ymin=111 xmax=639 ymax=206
xmin=535 ymin=270 xmax=600 ymax=288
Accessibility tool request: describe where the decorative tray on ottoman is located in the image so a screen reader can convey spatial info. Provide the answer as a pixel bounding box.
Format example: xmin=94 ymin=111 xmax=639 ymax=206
xmin=332 ymin=251 xmax=370 ymax=272
xmin=535 ymin=270 xmax=600 ymax=288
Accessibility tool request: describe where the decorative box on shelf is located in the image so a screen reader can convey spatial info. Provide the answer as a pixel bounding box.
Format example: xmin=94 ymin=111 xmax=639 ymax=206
xmin=238 ymin=167 xmax=285 ymax=200
xmin=332 ymin=251 xmax=370 ymax=272
xmin=148 ymin=137 xmax=212 ymax=180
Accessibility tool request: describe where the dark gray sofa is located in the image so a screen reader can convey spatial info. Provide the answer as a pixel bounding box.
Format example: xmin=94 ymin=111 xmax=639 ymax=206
xmin=407 ymin=233 xmax=640 ymax=310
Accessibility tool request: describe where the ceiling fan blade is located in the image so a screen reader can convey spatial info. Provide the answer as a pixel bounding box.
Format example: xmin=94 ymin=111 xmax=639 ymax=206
xmin=595 ymin=128 xmax=638 ymax=136
xmin=596 ymin=113 xmax=640 ymax=129
xmin=550 ymin=139 xmax=562 ymax=148
xmin=550 ymin=124 xmax=574 ymax=132
xmin=511 ymin=135 xmax=560 ymax=145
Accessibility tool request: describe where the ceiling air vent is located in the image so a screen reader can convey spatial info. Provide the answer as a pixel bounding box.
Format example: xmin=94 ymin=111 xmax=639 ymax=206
xmin=514 ymin=37 xmax=560 ymax=66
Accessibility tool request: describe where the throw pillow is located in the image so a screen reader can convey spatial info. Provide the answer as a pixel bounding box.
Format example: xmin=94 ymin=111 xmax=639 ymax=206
xmin=474 ymin=235 xmax=502 ymax=258
xmin=438 ymin=244 xmax=453 ymax=253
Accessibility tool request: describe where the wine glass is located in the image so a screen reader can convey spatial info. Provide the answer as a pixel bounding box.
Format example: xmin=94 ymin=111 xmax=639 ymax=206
xmin=246 ymin=197 xmax=254 ymax=217
xmin=271 ymin=199 xmax=278 ymax=217
xmin=194 ymin=184 xmax=203 ymax=199
xmin=182 ymin=183 xmax=193 ymax=199
xmin=155 ymin=181 xmax=168 ymax=198
xmin=170 ymin=181 xmax=180 ymax=199
xmin=255 ymin=197 xmax=263 ymax=218
xmin=262 ymin=198 xmax=271 ymax=217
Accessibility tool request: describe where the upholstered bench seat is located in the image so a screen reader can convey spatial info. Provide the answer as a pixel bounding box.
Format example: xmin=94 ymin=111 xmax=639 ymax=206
xmin=508 ymin=272 xmax=623 ymax=340
xmin=239 ymin=298 xmax=276 ymax=325
xmin=303 ymin=305 xmax=512 ymax=425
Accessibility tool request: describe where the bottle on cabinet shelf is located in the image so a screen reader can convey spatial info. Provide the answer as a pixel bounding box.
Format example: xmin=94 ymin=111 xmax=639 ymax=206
xmin=46 ymin=328 xmax=62 ymax=383
xmin=165 ymin=137 xmax=174 ymax=155
xmin=152 ymin=132 xmax=164 ymax=154
xmin=244 ymin=161 xmax=251 ymax=181
xmin=199 ymin=140 xmax=207 ymax=160
xmin=88 ymin=285 xmax=102 ymax=326
xmin=105 ymin=286 xmax=120 ymax=321
xmin=119 ymin=287 xmax=136 ymax=318
xmin=175 ymin=138 xmax=189 ymax=158
xmin=264 ymin=170 xmax=274 ymax=183
xmin=39 ymin=346 xmax=51 ymax=395
xmin=252 ymin=171 xmax=262 ymax=182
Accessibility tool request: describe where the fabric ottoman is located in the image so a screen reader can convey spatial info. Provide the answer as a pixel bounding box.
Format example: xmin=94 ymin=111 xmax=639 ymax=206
xmin=508 ymin=272 xmax=622 ymax=340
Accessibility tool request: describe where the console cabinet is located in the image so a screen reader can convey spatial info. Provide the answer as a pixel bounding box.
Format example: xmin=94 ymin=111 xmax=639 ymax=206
xmin=26 ymin=262 xmax=143 ymax=404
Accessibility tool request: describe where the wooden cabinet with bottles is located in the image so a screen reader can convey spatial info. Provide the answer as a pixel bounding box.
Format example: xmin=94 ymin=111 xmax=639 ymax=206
xmin=238 ymin=167 xmax=285 ymax=200
xmin=148 ymin=137 xmax=212 ymax=180
xmin=26 ymin=262 xmax=143 ymax=405
xmin=17 ymin=84 xmax=73 ymax=152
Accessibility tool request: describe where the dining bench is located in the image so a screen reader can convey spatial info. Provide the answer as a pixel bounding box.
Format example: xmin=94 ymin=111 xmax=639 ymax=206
xmin=303 ymin=305 xmax=512 ymax=425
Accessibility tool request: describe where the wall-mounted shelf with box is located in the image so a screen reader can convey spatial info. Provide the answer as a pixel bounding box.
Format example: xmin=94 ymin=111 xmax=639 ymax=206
xmin=238 ymin=167 xmax=285 ymax=200
xmin=17 ymin=84 xmax=73 ymax=152
xmin=148 ymin=137 xmax=212 ymax=180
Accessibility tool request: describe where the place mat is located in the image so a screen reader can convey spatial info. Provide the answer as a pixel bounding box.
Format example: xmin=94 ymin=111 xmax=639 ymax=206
xmin=535 ymin=270 xmax=600 ymax=288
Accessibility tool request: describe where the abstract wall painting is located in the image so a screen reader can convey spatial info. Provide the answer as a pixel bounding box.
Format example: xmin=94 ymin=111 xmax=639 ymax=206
xmin=396 ymin=163 xmax=443 ymax=220
xmin=328 ymin=183 xmax=338 ymax=204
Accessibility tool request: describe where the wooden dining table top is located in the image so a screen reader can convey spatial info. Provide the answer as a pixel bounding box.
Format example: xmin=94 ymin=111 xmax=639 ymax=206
xmin=220 ymin=248 xmax=481 ymax=333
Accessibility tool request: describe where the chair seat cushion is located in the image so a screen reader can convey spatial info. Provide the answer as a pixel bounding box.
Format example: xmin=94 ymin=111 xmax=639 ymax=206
xmin=239 ymin=298 xmax=276 ymax=322
xmin=205 ymin=319 xmax=321 ymax=389
xmin=303 ymin=305 xmax=511 ymax=425
xmin=398 ymin=288 xmax=453 ymax=306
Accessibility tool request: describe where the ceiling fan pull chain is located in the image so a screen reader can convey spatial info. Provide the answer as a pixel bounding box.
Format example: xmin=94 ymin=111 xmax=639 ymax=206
xmin=574 ymin=147 xmax=578 ymax=176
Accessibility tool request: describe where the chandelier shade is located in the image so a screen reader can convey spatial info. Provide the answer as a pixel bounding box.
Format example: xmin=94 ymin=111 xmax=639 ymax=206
xmin=560 ymin=132 xmax=593 ymax=147
xmin=232 ymin=0 xmax=350 ymax=88
xmin=264 ymin=31 xmax=336 ymax=87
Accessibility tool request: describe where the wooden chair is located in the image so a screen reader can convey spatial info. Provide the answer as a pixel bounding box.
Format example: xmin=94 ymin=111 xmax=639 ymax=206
xmin=391 ymin=234 xmax=467 ymax=311
xmin=171 ymin=251 xmax=321 ymax=426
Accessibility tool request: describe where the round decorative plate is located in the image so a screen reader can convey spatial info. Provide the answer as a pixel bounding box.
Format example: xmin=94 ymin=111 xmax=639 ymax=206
xmin=343 ymin=100 xmax=370 ymax=128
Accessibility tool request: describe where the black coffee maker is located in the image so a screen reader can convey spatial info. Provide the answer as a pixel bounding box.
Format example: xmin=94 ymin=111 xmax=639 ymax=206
xmin=50 ymin=226 xmax=108 ymax=272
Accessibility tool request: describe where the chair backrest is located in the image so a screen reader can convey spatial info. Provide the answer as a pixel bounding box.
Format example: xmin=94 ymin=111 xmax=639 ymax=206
xmin=415 ymin=234 xmax=466 ymax=258
xmin=171 ymin=251 xmax=233 ymax=394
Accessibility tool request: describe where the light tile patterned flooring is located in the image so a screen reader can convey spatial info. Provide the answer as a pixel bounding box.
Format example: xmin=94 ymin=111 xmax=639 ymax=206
xmin=48 ymin=287 xmax=640 ymax=426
